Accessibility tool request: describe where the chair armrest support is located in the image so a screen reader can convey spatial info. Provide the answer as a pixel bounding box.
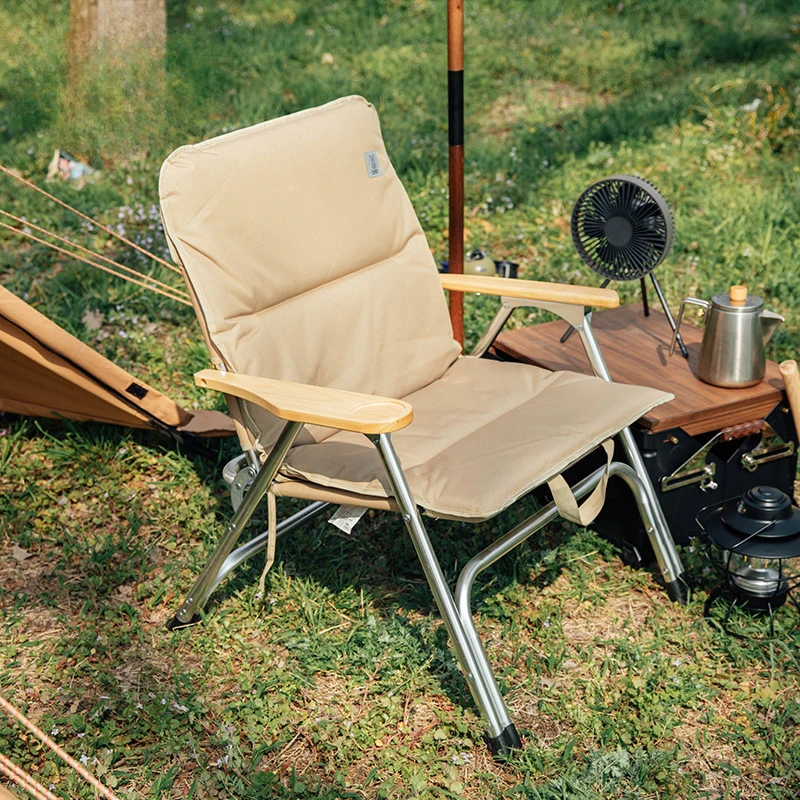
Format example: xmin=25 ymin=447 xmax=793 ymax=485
xmin=194 ymin=370 xmax=413 ymax=434
xmin=440 ymin=274 xmax=619 ymax=309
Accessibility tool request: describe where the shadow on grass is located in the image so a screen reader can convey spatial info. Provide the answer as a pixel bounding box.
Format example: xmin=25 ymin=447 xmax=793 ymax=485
xmin=0 ymin=68 xmax=60 ymax=145
xmin=1 ymin=412 xmax=591 ymax=710
xmin=4 ymin=413 xmax=797 ymax=797
xmin=202 ymin=473 xmax=619 ymax=715
xmin=695 ymin=27 xmax=794 ymax=66
xmin=479 ymin=8 xmax=796 ymax=200
xmin=0 ymin=412 xmax=580 ymax=719
xmin=505 ymin=87 xmax=697 ymax=199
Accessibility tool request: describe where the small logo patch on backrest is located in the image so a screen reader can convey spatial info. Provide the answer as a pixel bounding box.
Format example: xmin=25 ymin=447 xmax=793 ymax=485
xmin=364 ymin=150 xmax=383 ymax=178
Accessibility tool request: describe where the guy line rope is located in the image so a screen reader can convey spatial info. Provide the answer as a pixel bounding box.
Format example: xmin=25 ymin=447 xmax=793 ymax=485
xmin=0 ymin=163 xmax=190 ymax=305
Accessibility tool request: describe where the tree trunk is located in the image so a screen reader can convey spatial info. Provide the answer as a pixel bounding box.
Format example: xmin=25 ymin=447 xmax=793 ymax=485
xmin=66 ymin=0 xmax=167 ymax=160
xmin=69 ymin=0 xmax=166 ymax=70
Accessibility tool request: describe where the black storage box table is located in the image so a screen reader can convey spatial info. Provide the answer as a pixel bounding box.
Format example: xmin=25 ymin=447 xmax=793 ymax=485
xmin=493 ymin=304 xmax=798 ymax=566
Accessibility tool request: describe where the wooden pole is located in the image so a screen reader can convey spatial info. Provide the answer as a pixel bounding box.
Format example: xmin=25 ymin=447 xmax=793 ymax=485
xmin=779 ymin=360 xmax=800 ymax=439
xmin=447 ymin=0 xmax=465 ymax=346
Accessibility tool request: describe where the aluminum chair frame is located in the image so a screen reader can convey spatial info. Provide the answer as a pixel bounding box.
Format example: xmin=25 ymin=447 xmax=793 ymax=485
xmin=167 ymin=298 xmax=689 ymax=756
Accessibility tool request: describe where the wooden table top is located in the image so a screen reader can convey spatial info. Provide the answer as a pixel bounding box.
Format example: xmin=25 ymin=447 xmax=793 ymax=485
xmin=493 ymin=303 xmax=786 ymax=436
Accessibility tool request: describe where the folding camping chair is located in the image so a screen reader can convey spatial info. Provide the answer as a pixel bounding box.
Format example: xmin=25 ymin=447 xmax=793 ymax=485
xmin=158 ymin=96 xmax=689 ymax=755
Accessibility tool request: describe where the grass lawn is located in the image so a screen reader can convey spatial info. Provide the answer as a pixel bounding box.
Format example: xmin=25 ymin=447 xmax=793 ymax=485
xmin=1 ymin=1 xmax=799 ymax=797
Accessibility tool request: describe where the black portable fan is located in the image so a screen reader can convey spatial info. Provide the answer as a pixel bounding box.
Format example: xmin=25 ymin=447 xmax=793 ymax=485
xmin=564 ymin=174 xmax=687 ymax=357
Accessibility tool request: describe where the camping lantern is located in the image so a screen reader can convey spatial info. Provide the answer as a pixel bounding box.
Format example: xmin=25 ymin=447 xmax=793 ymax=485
xmin=700 ymin=486 xmax=800 ymax=633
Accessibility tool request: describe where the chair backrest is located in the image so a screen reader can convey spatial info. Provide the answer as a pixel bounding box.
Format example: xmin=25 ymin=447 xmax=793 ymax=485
xmin=160 ymin=96 xmax=459 ymax=448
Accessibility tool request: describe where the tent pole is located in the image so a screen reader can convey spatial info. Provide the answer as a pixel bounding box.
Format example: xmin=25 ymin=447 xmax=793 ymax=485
xmin=447 ymin=0 xmax=465 ymax=346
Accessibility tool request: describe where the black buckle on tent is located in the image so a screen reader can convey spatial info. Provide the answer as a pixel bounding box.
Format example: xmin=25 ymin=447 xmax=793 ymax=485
xmin=125 ymin=382 xmax=148 ymax=399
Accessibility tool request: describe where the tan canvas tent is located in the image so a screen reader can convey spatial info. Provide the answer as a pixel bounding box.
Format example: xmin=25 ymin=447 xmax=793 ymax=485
xmin=0 ymin=284 xmax=233 ymax=437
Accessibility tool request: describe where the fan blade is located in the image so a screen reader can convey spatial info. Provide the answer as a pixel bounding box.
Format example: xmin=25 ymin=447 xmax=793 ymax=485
xmin=633 ymin=219 xmax=667 ymax=242
xmin=597 ymin=241 xmax=616 ymax=266
xmin=636 ymin=229 xmax=667 ymax=251
xmin=582 ymin=217 xmax=608 ymax=240
xmin=630 ymin=198 xmax=658 ymax=223
xmin=621 ymin=180 xmax=635 ymax=218
xmin=626 ymin=236 xmax=653 ymax=268
xmin=591 ymin=185 xmax=617 ymax=220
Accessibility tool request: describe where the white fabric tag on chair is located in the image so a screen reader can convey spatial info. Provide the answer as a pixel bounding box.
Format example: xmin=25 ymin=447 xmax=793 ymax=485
xmin=328 ymin=504 xmax=367 ymax=534
xmin=364 ymin=150 xmax=383 ymax=178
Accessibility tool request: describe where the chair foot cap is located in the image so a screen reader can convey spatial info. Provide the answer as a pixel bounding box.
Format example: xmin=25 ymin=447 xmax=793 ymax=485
xmin=485 ymin=723 xmax=522 ymax=758
xmin=165 ymin=613 xmax=202 ymax=631
xmin=666 ymin=574 xmax=691 ymax=605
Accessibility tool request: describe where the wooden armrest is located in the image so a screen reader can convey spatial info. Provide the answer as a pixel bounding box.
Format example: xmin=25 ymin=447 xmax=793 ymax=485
xmin=194 ymin=370 xmax=413 ymax=434
xmin=440 ymin=274 xmax=619 ymax=309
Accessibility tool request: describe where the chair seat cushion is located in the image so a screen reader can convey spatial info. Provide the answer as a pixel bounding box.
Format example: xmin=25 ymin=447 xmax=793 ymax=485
xmin=280 ymin=357 xmax=671 ymax=521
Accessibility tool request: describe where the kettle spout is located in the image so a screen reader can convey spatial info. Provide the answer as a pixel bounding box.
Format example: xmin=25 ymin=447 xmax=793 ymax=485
xmin=761 ymin=309 xmax=784 ymax=344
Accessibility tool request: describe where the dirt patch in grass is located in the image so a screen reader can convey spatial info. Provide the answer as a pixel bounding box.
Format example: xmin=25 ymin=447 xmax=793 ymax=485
xmin=482 ymin=80 xmax=610 ymax=139
xmin=671 ymin=705 xmax=776 ymax=799
xmin=561 ymin=591 xmax=660 ymax=644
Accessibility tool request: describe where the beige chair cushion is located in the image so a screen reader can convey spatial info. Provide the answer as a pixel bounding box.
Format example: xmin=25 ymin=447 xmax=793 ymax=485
xmin=160 ymin=95 xmax=673 ymax=522
xmin=280 ymin=356 xmax=670 ymax=521
xmin=159 ymin=96 xmax=459 ymax=449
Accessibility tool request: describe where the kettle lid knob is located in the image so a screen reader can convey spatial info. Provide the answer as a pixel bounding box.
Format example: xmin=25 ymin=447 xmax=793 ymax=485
xmin=730 ymin=285 xmax=748 ymax=306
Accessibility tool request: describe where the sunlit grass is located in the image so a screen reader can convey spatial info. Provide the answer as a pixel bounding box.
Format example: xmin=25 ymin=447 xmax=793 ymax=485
xmin=1 ymin=0 xmax=799 ymax=798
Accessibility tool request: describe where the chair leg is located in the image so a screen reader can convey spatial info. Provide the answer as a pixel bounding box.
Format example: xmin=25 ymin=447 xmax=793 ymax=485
xmin=454 ymin=463 xmax=611 ymax=755
xmin=205 ymin=501 xmax=329 ymax=597
xmin=370 ymin=429 xmax=688 ymax=756
xmin=577 ymin=314 xmax=690 ymax=603
xmin=450 ymin=459 xmax=687 ymax=755
xmin=166 ymin=420 xmax=304 ymax=630
xmin=616 ymin=428 xmax=690 ymax=603
xmin=369 ymin=433 xmax=521 ymax=756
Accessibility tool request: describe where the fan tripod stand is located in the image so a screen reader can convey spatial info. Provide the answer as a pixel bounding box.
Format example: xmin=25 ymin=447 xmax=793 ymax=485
xmin=561 ymin=272 xmax=689 ymax=358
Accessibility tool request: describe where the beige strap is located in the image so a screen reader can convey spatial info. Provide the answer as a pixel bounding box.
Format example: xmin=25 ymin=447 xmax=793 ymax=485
xmin=547 ymin=440 xmax=614 ymax=526
xmin=258 ymin=490 xmax=278 ymax=596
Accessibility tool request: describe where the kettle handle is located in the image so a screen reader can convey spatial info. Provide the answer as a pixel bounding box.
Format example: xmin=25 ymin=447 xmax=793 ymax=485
xmin=669 ymin=297 xmax=709 ymax=356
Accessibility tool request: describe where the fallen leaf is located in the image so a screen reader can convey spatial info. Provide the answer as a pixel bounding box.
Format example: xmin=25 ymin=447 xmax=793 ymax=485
xmin=115 ymin=585 xmax=135 ymax=600
xmin=82 ymin=309 xmax=105 ymax=330
xmin=12 ymin=545 xmax=31 ymax=562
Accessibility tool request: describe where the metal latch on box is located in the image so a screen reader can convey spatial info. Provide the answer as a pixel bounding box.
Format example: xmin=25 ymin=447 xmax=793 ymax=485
xmin=660 ymin=420 xmax=794 ymax=493
xmin=740 ymin=423 xmax=795 ymax=473
xmin=660 ymin=432 xmax=722 ymax=493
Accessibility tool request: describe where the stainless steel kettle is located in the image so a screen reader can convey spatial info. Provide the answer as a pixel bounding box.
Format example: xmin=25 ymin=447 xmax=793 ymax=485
xmin=670 ymin=286 xmax=784 ymax=388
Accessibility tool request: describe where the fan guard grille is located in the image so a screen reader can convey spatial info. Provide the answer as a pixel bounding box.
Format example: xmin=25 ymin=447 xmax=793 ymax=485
xmin=571 ymin=174 xmax=675 ymax=281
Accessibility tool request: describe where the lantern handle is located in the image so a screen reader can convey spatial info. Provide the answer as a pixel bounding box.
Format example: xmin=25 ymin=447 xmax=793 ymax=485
xmin=694 ymin=496 xmax=742 ymax=534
